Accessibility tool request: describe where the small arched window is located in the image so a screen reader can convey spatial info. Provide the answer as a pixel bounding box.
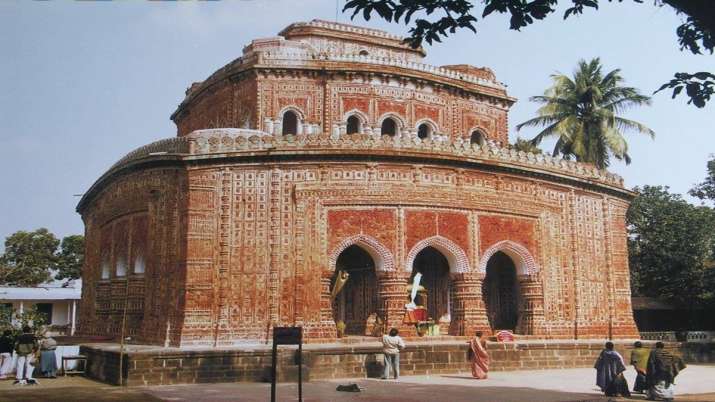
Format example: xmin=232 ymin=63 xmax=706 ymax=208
xmin=116 ymin=255 xmax=127 ymax=277
xmin=381 ymin=118 xmax=397 ymax=137
xmin=282 ymin=110 xmax=298 ymax=135
xmin=134 ymin=254 xmax=145 ymax=274
xmin=346 ymin=115 xmax=361 ymax=135
xmin=417 ymin=123 xmax=432 ymax=139
xmin=359 ymin=50 xmax=369 ymax=57
xmin=470 ymin=130 xmax=486 ymax=146
xmin=100 ymin=256 xmax=110 ymax=280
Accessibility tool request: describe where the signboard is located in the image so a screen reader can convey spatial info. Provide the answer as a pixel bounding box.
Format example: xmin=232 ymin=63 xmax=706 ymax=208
xmin=273 ymin=326 xmax=302 ymax=345
xmin=496 ymin=330 xmax=515 ymax=342
xmin=271 ymin=326 xmax=303 ymax=402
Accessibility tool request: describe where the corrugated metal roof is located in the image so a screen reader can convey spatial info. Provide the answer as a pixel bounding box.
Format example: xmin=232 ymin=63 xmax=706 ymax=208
xmin=0 ymin=279 xmax=81 ymax=301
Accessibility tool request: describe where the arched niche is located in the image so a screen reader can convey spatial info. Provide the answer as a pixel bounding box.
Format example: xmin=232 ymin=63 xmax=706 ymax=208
xmin=405 ymin=235 xmax=470 ymax=274
xmin=477 ymin=240 xmax=538 ymax=276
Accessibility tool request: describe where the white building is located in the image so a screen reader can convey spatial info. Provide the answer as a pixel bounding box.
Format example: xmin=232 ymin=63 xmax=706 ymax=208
xmin=0 ymin=277 xmax=81 ymax=336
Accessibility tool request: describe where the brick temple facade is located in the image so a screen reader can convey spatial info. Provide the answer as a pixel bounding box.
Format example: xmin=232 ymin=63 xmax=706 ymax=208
xmin=76 ymin=20 xmax=639 ymax=347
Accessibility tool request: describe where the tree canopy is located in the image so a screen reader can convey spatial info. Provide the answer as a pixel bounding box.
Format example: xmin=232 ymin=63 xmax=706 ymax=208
xmin=516 ymin=58 xmax=654 ymax=168
xmin=627 ymin=185 xmax=715 ymax=307
xmin=344 ymin=0 xmax=715 ymax=107
xmin=689 ymin=155 xmax=715 ymax=203
xmin=0 ymin=229 xmax=84 ymax=287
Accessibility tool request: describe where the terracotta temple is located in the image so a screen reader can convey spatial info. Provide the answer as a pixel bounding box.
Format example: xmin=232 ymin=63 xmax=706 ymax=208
xmin=76 ymin=20 xmax=639 ymax=347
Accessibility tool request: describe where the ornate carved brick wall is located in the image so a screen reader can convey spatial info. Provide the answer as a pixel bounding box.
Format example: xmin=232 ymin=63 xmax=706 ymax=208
xmin=77 ymin=20 xmax=638 ymax=346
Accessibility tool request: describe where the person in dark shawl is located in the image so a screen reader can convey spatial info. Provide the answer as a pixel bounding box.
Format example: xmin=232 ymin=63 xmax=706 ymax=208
xmin=646 ymin=342 xmax=686 ymax=401
xmin=594 ymin=341 xmax=630 ymax=397
xmin=630 ymin=341 xmax=650 ymax=393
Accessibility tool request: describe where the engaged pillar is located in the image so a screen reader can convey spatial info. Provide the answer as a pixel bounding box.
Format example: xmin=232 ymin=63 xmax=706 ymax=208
xmin=451 ymin=272 xmax=490 ymax=336
xmin=516 ymin=274 xmax=546 ymax=336
xmin=377 ymin=272 xmax=409 ymax=333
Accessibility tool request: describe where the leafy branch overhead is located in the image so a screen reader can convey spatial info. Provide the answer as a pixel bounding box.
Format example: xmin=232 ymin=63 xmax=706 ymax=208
xmin=344 ymin=0 xmax=715 ymax=107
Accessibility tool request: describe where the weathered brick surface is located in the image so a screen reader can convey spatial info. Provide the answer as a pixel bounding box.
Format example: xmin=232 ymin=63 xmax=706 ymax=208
xmin=76 ymin=20 xmax=639 ymax=346
xmin=81 ymin=341 xmax=711 ymax=386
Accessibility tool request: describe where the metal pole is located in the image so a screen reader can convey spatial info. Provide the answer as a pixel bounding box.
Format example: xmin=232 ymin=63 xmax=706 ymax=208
xmin=270 ymin=342 xmax=277 ymax=402
xmin=118 ymin=276 xmax=130 ymax=386
xmin=298 ymin=342 xmax=303 ymax=402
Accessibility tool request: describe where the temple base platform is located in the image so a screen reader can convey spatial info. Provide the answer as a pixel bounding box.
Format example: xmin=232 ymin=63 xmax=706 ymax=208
xmin=80 ymin=338 xmax=714 ymax=386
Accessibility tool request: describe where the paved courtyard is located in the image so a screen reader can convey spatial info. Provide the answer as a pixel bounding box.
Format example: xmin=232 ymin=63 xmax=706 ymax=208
xmin=1 ymin=365 xmax=714 ymax=402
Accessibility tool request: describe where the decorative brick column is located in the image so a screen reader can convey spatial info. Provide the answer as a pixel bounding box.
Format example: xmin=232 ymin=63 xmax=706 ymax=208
xmin=450 ymin=272 xmax=490 ymax=336
xmin=516 ymin=274 xmax=546 ymax=336
xmin=377 ymin=272 xmax=409 ymax=333
xmin=304 ymin=270 xmax=338 ymax=340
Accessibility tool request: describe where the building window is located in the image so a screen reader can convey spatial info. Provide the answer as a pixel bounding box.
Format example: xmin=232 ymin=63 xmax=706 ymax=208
xmin=346 ymin=115 xmax=361 ymax=134
xmin=359 ymin=50 xmax=369 ymax=57
xmin=101 ymin=257 xmax=110 ymax=279
xmin=116 ymin=255 xmax=127 ymax=277
xmin=381 ymin=118 xmax=397 ymax=137
xmin=36 ymin=303 xmax=53 ymax=325
xmin=134 ymin=254 xmax=145 ymax=274
xmin=470 ymin=130 xmax=486 ymax=146
xmin=417 ymin=123 xmax=432 ymax=139
xmin=282 ymin=110 xmax=298 ymax=135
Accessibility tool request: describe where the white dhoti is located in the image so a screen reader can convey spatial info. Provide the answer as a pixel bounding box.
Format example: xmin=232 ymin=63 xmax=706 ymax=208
xmin=647 ymin=380 xmax=675 ymax=400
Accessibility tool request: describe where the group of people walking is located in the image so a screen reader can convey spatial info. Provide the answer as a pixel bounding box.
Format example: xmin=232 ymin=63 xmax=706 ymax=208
xmin=382 ymin=328 xmax=685 ymax=402
xmin=594 ymin=340 xmax=686 ymax=401
xmin=0 ymin=326 xmax=59 ymax=385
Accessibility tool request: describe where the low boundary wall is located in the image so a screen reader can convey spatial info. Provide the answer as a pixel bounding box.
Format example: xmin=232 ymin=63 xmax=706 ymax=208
xmin=80 ymin=340 xmax=715 ymax=386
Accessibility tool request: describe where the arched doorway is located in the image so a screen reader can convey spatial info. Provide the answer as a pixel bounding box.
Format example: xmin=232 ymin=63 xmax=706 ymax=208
xmin=410 ymin=246 xmax=452 ymax=324
xmin=332 ymin=245 xmax=378 ymax=335
xmin=483 ymin=251 xmax=519 ymax=331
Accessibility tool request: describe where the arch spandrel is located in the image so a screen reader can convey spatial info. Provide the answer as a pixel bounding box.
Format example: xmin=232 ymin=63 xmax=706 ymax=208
xmin=328 ymin=234 xmax=395 ymax=273
xmin=405 ymin=235 xmax=469 ymax=274
xmin=477 ymin=240 xmax=538 ymax=276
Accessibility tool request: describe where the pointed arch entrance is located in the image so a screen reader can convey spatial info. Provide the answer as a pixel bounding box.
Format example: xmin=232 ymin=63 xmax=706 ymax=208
xmin=410 ymin=246 xmax=452 ymax=324
xmin=331 ymin=245 xmax=378 ymax=335
xmin=477 ymin=240 xmax=546 ymax=335
xmin=483 ymin=251 xmax=518 ymax=331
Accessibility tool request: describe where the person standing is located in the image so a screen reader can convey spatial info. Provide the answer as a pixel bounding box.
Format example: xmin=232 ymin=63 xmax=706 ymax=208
xmin=468 ymin=331 xmax=489 ymax=379
xmin=0 ymin=330 xmax=14 ymax=379
xmin=594 ymin=341 xmax=630 ymax=397
xmin=381 ymin=328 xmax=405 ymax=380
xmin=630 ymin=341 xmax=650 ymax=394
xmin=39 ymin=335 xmax=58 ymax=378
xmin=646 ymin=341 xmax=686 ymax=401
xmin=13 ymin=326 xmax=38 ymax=385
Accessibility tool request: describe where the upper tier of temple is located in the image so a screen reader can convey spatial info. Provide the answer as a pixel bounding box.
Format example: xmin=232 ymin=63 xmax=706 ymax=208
xmin=171 ymin=19 xmax=515 ymax=143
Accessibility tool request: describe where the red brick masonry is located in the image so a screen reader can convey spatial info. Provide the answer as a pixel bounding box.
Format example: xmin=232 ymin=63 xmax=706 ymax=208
xmin=80 ymin=340 xmax=713 ymax=386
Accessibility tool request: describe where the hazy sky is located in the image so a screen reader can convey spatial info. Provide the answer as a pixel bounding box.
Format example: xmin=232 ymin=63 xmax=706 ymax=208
xmin=1 ymin=0 xmax=713 ymax=243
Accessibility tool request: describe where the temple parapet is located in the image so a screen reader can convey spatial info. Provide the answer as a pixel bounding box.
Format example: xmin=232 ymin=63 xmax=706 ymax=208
xmin=95 ymin=128 xmax=625 ymax=196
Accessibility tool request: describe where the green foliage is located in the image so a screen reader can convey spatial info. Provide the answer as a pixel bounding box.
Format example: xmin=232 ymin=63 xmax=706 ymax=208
xmin=516 ymin=58 xmax=654 ymax=169
xmin=689 ymin=155 xmax=715 ymax=203
xmin=343 ymin=0 xmax=715 ymax=107
xmin=0 ymin=228 xmax=58 ymax=286
xmin=627 ymin=185 xmax=715 ymax=307
xmin=0 ymin=229 xmax=84 ymax=286
xmin=0 ymin=305 xmax=48 ymax=338
xmin=55 ymin=235 xmax=85 ymax=281
xmin=510 ymin=137 xmax=543 ymax=154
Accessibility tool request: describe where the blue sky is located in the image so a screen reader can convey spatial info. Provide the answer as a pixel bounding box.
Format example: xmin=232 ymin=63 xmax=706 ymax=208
xmin=1 ymin=0 xmax=713 ymax=243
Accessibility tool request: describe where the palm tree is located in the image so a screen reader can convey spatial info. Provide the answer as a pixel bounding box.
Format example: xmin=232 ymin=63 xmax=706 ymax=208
xmin=516 ymin=58 xmax=654 ymax=169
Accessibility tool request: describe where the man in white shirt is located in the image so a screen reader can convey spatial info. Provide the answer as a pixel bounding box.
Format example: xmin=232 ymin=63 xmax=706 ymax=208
xmin=381 ymin=328 xmax=405 ymax=380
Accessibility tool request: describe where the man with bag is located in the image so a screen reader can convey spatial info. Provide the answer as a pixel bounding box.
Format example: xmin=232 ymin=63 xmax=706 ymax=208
xmin=14 ymin=326 xmax=39 ymax=385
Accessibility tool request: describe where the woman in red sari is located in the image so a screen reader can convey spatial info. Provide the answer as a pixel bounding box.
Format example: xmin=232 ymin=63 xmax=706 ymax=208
xmin=469 ymin=330 xmax=489 ymax=379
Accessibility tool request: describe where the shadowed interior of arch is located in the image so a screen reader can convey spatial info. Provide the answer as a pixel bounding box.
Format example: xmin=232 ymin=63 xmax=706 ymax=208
xmin=410 ymin=246 xmax=452 ymax=331
xmin=282 ymin=110 xmax=298 ymax=135
xmin=346 ymin=115 xmax=360 ymax=134
xmin=332 ymin=244 xmax=378 ymax=336
xmin=483 ymin=251 xmax=519 ymax=331
xmin=381 ymin=117 xmax=397 ymax=136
